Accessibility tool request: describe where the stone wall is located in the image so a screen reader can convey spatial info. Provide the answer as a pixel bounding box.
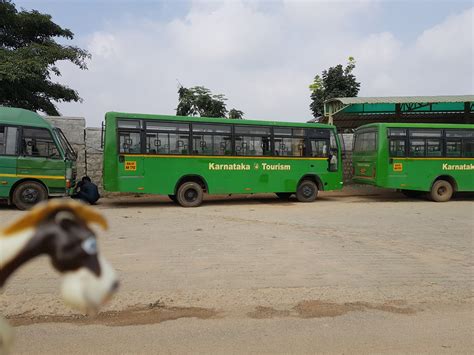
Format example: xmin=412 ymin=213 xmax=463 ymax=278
xmin=46 ymin=116 xmax=104 ymax=192
xmin=85 ymin=127 xmax=104 ymax=192
xmin=340 ymin=133 xmax=354 ymax=183
xmin=45 ymin=116 xmax=86 ymax=178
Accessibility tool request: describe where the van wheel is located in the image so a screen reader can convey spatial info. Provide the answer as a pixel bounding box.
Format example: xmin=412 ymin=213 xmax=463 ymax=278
xmin=430 ymin=180 xmax=453 ymax=202
xmin=176 ymin=182 xmax=203 ymax=207
xmin=275 ymin=192 xmax=292 ymax=200
xmin=12 ymin=181 xmax=48 ymax=210
xmin=296 ymin=180 xmax=318 ymax=202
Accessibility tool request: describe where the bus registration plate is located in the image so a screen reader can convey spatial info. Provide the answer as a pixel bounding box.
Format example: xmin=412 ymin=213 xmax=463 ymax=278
xmin=393 ymin=163 xmax=403 ymax=172
xmin=125 ymin=161 xmax=137 ymax=171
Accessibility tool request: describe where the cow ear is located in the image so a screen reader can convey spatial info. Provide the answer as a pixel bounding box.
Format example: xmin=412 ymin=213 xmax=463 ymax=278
xmin=1 ymin=200 xmax=107 ymax=237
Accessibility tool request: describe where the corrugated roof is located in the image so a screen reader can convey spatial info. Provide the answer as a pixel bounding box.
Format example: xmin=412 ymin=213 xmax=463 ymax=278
xmin=325 ymin=95 xmax=474 ymax=105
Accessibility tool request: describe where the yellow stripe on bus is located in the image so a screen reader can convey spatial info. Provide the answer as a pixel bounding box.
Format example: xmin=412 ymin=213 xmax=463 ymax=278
xmin=123 ymin=154 xmax=328 ymax=161
xmin=0 ymin=173 xmax=65 ymax=180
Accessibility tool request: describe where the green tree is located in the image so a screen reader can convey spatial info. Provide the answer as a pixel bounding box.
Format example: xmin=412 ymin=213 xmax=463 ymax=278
xmin=0 ymin=0 xmax=90 ymax=115
xmin=176 ymin=85 xmax=244 ymax=119
xmin=309 ymin=57 xmax=360 ymax=119
xmin=228 ymin=108 xmax=244 ymax=119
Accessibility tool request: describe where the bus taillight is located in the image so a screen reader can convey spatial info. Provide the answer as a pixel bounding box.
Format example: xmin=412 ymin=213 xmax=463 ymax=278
xmin=66 ymin=179 xmax=71 ymax=188
xmin=372 ymin=166 xmax=376 ymax=178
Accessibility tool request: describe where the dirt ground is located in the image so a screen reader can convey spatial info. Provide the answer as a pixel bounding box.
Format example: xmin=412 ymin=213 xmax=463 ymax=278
xmin=1 ymin=187 xmax=473 ymax=354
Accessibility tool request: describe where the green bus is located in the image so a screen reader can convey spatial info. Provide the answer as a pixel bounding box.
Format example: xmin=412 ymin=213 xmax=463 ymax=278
xmin=103 ymin=112 xmax=343 ymax=206
xmin=0 ymin=107 xmax=77 ymax=210
xmin=352 ymin=123 xmax=474 ymax=202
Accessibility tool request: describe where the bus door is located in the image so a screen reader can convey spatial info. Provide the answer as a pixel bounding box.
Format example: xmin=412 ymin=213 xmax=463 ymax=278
xmin=0 ymin=125 xmax=19 ymax=197
xmin=17 ymin=127 xmax=65 ymax=186
xmin=352 ymin=130 xmax=377 ymax=180
xmin=117 ymin=130 xmax=145 ymax=191
xmin=307 ymin=129 xmax=339 ymax=172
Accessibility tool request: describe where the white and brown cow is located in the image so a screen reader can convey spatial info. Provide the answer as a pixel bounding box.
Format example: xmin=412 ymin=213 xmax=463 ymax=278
xmin=0 ymin=200 xmax=119 ymax=354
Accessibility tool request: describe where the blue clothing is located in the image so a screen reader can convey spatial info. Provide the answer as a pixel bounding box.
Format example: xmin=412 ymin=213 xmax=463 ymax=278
xmin=73 ymin=180 xmax=100 ymax=204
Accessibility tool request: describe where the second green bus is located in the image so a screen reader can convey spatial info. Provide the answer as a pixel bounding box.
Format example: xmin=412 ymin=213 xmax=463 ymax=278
xmin=103 ymin=112 xmax=343 ymax=206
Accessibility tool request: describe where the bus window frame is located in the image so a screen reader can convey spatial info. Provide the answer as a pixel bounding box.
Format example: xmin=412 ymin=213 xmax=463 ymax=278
xmin=190 ymin=122 xmax=232 ymax=156
xmin=117 ymin=127 xmax=143 ymax=155
xmin=0 ymin=124 xmax=20 ymax=157
xmin=144 ymin=120 xmax=190 ymax=155
xmin=115 ymin=118 xmax=336 ymax=159
xmin=20 ymin=126 xmax=63 ymax=160
xmin=353 ymin=128 xmax=378 ymax=153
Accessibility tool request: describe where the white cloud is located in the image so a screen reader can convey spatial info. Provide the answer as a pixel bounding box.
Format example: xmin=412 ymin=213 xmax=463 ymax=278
xmin=56 ymin=2 xmax=474 ymax=126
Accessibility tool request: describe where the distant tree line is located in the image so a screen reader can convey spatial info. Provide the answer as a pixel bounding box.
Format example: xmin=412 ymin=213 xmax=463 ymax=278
xmin=176 ymin=85 xmax=244 ymax=119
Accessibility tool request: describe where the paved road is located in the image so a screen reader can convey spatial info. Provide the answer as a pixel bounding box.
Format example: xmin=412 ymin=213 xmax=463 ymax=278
xmin=1 ymin=189 xmax=473 ymax=353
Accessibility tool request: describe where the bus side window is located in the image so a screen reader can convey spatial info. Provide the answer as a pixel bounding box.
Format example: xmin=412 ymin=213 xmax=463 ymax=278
xmin=446 ymin=140 xmax=461 ymax=157
xmin=0 ymin=126 xmax=18 ymax=155
xmin=426 ymin=139 xmax=442 ymax=157
xmin=309 ymin=140 xmax=328 ymax=157
xmin=463 ymin=139 xmax=474 ymax=157
xmin=119 ymin=131 xmax=141 ymax=154
xmin=389 ymin=139 xmax=406 ymax=157
xmin=409 ymin=139 xmax=425 ymax=157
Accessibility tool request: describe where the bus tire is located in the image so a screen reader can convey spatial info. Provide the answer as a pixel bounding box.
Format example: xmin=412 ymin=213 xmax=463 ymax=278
xmin=275 ymin=192 xmax=292 ymax=200
xmin=168 ymin=194 xmax=177 ymax=203
xmin=12 ymin=181 xmax=48 ymax=210
xmin=296 ymin=180 xmax=318 ymax=202
xmin=176 ymin=182 xmax=203 ymax=207
xmin=430 ymin=180 xmax=453 ymax=202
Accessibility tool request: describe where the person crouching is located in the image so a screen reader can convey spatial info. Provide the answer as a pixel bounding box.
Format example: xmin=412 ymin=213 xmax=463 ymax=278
xmin=72 ymin=176 xmax=100 ymax=205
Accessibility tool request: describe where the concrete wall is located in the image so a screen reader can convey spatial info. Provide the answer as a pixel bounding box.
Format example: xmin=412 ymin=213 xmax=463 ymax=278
xmin=85 ymin=127 xmax=104 ymax=191
xmin=46 ymin=116 xmax=86 ymax=178
xmin=46 ymin=116 xmax=104 ymax=192
xmin=340 ymin=133 xmax=354 ymax=183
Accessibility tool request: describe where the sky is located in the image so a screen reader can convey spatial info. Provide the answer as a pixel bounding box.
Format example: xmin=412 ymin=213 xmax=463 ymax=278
xmin=13 ymin=0 xmax=474 ymax=126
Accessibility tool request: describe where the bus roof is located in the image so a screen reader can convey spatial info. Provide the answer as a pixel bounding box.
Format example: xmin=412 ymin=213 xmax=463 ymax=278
xmin=0 ymin=107 xmax=54 ymax=129
xmin=106 ymin=111 xmax=335 ymax=129
xmin=355 ymin=122 xmax=474 ymax=131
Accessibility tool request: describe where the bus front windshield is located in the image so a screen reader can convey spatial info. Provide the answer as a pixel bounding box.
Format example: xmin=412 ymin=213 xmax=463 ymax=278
xmin=54 ymin=128 xmax=77 ymax=161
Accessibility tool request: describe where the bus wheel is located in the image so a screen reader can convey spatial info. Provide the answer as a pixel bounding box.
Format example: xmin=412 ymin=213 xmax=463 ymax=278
xmin=168 ymin=194 xmax=177 ymax=203
xmin=176 ymin=182 xmax=203 ymax=207
xmin=430 ymin=180 xmax=453 ymax=202
xmin=296 ymin=180 xmax=318 ymax=202
xmin=12 ymin=181 xmax=48 ymax=210
xmin=276 ymin=192 xmax=292 ymax=200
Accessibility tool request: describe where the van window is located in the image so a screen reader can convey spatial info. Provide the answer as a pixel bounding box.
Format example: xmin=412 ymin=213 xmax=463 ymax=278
xmin=0 ymin=126 xmax=18 ymax=155
xmin=22 ymin=128 xmax=60 ymax=158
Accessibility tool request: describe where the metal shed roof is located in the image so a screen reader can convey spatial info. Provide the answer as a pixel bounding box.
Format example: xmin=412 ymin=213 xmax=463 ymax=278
xmin=325 ymin=95 xmax=474 ymax=105
xmin=321 ymin=95 xmax=474 ymax=130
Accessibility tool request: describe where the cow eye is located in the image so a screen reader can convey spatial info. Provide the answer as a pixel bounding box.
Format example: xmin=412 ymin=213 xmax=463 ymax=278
xmin=81 ymin=237 xmax=97 ymax=255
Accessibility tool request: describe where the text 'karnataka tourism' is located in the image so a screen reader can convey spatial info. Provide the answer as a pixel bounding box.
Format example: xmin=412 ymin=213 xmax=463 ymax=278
xmin=208 ymin=162 xmax=291 ymax=171
xmin=442 ymin=163 xmax=474 ymax=171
